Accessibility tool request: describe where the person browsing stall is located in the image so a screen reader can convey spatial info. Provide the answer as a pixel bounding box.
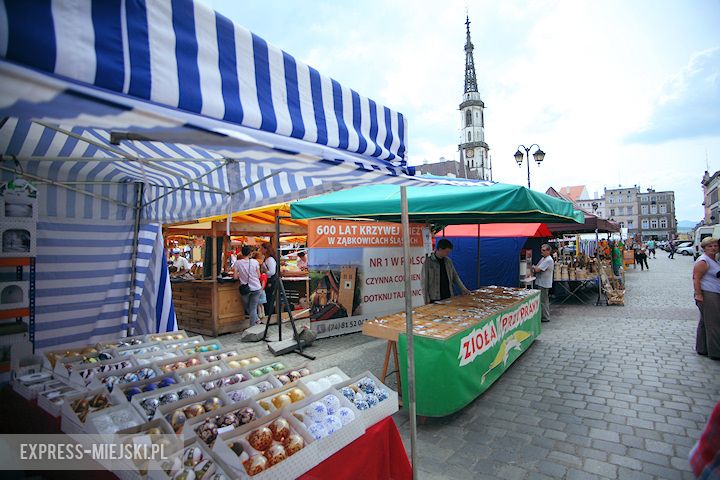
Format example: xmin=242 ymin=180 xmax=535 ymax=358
xmin=172 ymin=253 xmax=192 ymax=276
xmin=693 ymin=237 xmax=720 ymax=360
xmin=260 ymin=243 xmax=279 ymax=317
xmin=233 ymin=246 xmax=263 ymax=327
xmin=532 ymin=244 xmax=554 ymax=323
xmin=297 ymin=251 xmax=308 ymax=271
xmin=421 ymin=238 xmax=471 ymax=304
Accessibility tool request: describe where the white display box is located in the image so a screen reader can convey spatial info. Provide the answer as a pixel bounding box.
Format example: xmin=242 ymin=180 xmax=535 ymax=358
xmin=42 ymin=345 xmax=100 ymax=371
xmin=159 ymin=335 xmax=204 ymax=352
xmin=66 ymin=356 xmax=137 ymax=387
xmin=118 ymin=371 xmax=180 ymax=401
xmin=333 ymin=371 xmax=399 ymax=429
xmin=197 ymin=366 xmax=251 ymax=392
xmin=169 ymin=359 xmax=230 ymax=385
xmin=131 ymin=380 xmax=204 ymax=421
xmin=132 ymin=348 xmax=182 ymax=366
xmin=270 ymin=364 xmax=313 ymax=387
xmin=147 ymin=439 xmax=234 ymax=480
xmin=155 ymin=388 xmax=231 ymax=425
xmin=88 ymin=363 xmax=162 ymax=392
xmin=0 ymin=220 xmax=36 ymax=257
xmin=178 ymin=340 xmax=224 ymax=357
xmin=298 ymin=366 xmax=350 ymax=394
xmin=287 ymin=389 xmax=366 ymax=464
xmin=199 ymin=346 xmax=244 ymax=364
xmin=115 ymin=342 xmax=163 ymax=358
xmin=98 ymin=334 xmax=149 ymax=350
xmin=222 ymin=373 xmax=284 ymax=404
xmin=12 ymin=370 xmax=53 ymax=400
xmin=117 ymin=418 xmax=183 ymax=478
xmin=254 ymin=382 xmax=312 ymax=415
xmin=0 ymin=280 xmax=29 ymax=311
xmin=85 ymin=403 xmax=146 ymax=434
xmin=213 ymin=409 xmax=318 ymax=480
xmin=146 ymin=330 xmax=189 ymax=344
xmin=61 ymin=387 xmax=128 ymax=434
xmin=155 ymin=353 xmax=207 ymax=375
xmin=246 ymin=360 xmax=293 ymax=379
xmin=38 ymin=384 xmax=83 ymax=417
xmin=183 ymin=397 xmax=266 ymax=445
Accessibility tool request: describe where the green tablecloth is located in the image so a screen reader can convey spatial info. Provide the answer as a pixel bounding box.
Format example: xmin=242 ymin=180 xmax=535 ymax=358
xmin=398 ymin=290 xmax=541 ymax=417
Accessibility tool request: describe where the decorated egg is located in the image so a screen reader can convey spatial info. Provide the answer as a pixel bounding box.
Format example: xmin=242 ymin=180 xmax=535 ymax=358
xmin=376 ymin=388 xmax=389 ymax=402
xmin=250 ymin=369 xmax=263 ymax=377
xmin=271 ymin=362 xmax=285 ymax=371
xmin=198 ymin=346 xmax=209 ymax=353
xmin=138 ymin=368 xmax=156 ymax=379
xmin=298 ymin=368 xmax=310 ymax=377
xmin=209 ymin=366 xmax=222 ymax=375
xmin=321 ymin=394 xmax=340 ymax=413
xmin=250 ymin=357 xmax=261 ymax=363
xmin=202 ymin=380 xmax=219 ymax=391
xmin=226 ymin=361 xmax=241 ymax=369
xmin=208 ymin=344 xmax=220 ymax=351
xmin=173 ymin=469 xmax=195 ymax=480
xmin=258 ymin=400 xmax=271 ymax=411
xmin=239 ymin=359 xmax=251 ymax=367
xmin=243 ymin=454 xmax=267 ymax=476
xmin=196 ymin=420 xmax=218 ymax=444
xmin=180 ymin=373 xmax=197 ymax=383
xmin=271 ymin=394 xmax=292 ymax=409
xmin=218 ymin=412 xmax=239 ymax=428
xmin=226 ymin=374 xmax=243 ymax=385
xmin=193 ymin=459 xmax=215 ymax=479
xmin=366 ymin=393 xmax=379 ymax=408
xmin=207 ymin=355 xmax=218 ymax=363
xmin=203 ymin=397 xmax=222 ymax=412
xmin=168 ymin=410 xmax=187 ymax=433
xmin=141 ymin=398 xmax=160 ymax=412
xmin=324 ymin=415 xmax=343 ymax=434
xmin=227 ymin=390 xmax=246 ymax=402
xmin=173 ymin=362 xmax=187 ymax=371
xmin=163 ymin=456 xmax=183 ymax=477
xmin=357 ymin=377 xmax=376 ymax=394
xmin=195 ymin=369 xmax=210 ymax=378
xmin=269 ymin=418 xmax=290 ymax=441
xmin=283 ymin=433 xmax=304 ymax=456
xmin=89 ymin=393 xmax=109 ymax=409
xmin=307 ymin=422 xmax=327 ymax=440
xmin=238 ymin=406 xmax=256 ymax=424
xmin=125 ymin=387 xmax=142 ymax=400
xmin=354 ymin=399 xmax=370 ymax=411
xmin=288 ymin=388 xmax=306 ymax=403
xmin=337 ymin=407 xmax=356 ymax=425
xmin=183 ymin=446 xmax=203 ymax=467
xmin=104 ymin=375 xmax=120 ymax=389
xmin=160 ymin=377 xmax=177 ymax=388
xmin=120 ymin=372 xmax=138 ymax=384
xmin=146 ymin=427 xmax=162 ymax=436
xmin=260 ymin=366 xmax=273 ymax=375
xmin=184 ymin=404 xmax=206 ymax=418
xmin=306 ymin=402 xmax=327 ymax=422
xmin=243 ymin=385 xmax=261 ymax=398
xmin=287 ymin=371 xmax=301 ymax=382
xmin=247 ymin=427 xmax=273 ymax=451
xmin=179 ymin=388 xmax=197 ymax=399
xmin=256 ymin=382 xmax=273 ymax=393
xmin=276 ymin=375 xmax=291 ymax=385
xmin=187 ymin=358 xmax=201 ymax=367
xmin=305 ymin=381 xmax=321 ymax=394
xmin=159 ymin=392 xmax=180 ymax=405
xmin=143 ymin=383 xmax=159 ymax=392
xmin=264 ymin=444 xmax=287 ymax=467
xmin=98 ymin=352 xmax=113 ymax=361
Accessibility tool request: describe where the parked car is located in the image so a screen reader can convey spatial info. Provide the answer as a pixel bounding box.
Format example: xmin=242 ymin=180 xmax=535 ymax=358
xmin=677 ymin=244 xmax=695 ymax=256
xmin=561 ymin=242 xmax=576 ymax=255
xmin=693 ymin=226 xmax=717 ymax=259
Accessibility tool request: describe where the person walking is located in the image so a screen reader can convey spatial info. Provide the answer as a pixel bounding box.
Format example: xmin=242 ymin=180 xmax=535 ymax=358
xmin=532 ymin=244 xmax=554 ymax=323
xmin=233 ymin=246 xmax=263 ymax=327
xmin=610 ymin=241 xmax=623 ymax=277
xmin=647 ymin=239 xmax=656 ymax=259
xmin=693 ymin=237 xmax=720 ymax=360
xmin=260 ymin=243 xmax=279 ymax=317
xmin=637 ymin=243 xmax=649 ymax=270
xmin=668 ymin=240 xmax=677 ymax=259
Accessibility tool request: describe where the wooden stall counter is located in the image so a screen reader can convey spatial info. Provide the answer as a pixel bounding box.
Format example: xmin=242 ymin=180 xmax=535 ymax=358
xmin=171 ymin=280 xmax=248 ymax=336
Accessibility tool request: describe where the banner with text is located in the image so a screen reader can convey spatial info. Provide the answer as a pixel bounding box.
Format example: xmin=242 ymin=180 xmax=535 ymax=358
xmin=307 ymin=220 xmax=429 ymax=338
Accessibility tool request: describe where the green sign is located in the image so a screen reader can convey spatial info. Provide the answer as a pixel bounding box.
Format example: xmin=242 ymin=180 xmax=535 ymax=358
xmin=398 ymin=291 xmax=541 ymax=417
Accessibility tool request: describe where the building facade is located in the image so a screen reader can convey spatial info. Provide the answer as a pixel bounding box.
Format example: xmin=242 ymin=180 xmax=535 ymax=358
xmin=605 ymin=187 xmax=640 ymax=237
xmin=415 ymin=157 xmax=480 ymax=179
xmin=637 ymin=189 xmax=676 ymax=240
xmin=702 ymin=170 xmax=719 ymax=225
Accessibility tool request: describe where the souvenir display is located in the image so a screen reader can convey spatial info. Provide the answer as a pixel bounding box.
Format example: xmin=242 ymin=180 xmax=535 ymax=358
xmin=163 ymin=396 xmax=225 ymax=433
xmin=191 ymin=405 xmax=257 ymax=445
xmin=237 ymin=418 xmax=306 ymax=476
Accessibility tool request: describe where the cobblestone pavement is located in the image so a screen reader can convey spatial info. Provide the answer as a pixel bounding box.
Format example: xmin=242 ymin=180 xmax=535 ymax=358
xmin=221 ymin=253 xmax=720 ymax=480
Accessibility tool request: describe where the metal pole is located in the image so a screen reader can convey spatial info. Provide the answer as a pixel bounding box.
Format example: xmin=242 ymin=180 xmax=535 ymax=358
xmin=476 ymin=224 xmax=481 ymax=289
xmin=275 ymin=212 xmax=282 ymax=341
xmin=401 ymin=186 xmax=417 ymax=479
xmin=126 ymin=182 xmax=144 ymax=335
xmin=526 ymin=147 xmax=531 ymax=189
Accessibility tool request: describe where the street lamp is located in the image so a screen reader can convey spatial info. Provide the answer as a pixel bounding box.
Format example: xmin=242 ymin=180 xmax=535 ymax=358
xmin=514 ymin=144 xmax=545 ymax=189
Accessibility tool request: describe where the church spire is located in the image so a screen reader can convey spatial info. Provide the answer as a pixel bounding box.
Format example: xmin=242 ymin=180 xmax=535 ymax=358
xmin=464 ymin=16 xmax=478 ymax=94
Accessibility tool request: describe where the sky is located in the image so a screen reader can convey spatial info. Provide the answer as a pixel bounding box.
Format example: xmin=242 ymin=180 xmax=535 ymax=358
xmin=206 ymin=0 xmax=720 ymax=223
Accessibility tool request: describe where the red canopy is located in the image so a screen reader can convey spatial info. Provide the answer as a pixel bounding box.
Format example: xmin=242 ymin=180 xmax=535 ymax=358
xmin=441 ymin=223 xmax=552 ymax=238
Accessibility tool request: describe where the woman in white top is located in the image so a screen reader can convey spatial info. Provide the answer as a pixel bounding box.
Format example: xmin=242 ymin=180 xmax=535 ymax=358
xmin=233 ymin=246 xmax=262 ymax=326
xmin=693 ymin=237 xmax=720 ymax=359
xmin=260 ymin=243 xmax=278 ymax=317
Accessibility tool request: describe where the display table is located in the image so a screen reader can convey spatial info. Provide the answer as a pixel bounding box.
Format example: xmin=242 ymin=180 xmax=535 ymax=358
xmin=552 ymin=278 xmax=598 ymax=304
xmin=299 ymin=417 xmax=411 ymax=480
xmin=171 ymin=280 xmax=248 ymax=336
xmin=363 ymin=287 xmax=541 ymax=417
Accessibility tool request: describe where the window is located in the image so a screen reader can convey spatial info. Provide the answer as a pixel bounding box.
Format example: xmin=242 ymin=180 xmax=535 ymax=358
xmin=610 ymin=208 xmax=615 ymax=216
xmin=618 ymin=207 xmax=624 ymax=215
xmin=609 ymin=198 xmax=614 ymax=204
xmin=466 ymin=110 xmax=472 ymax=127
xmin=620 ymin=222 xmax=625 ymax=228
xmin=650 ymin=205 xmax=657 ymax=214
xmin=659 ymin=204 xmax=666 ymax=214
xmin=480 ymin=110 xmax=484 ymax=127
xmin=641 ymin=205 xmax=648 ymax=215
xmin=660 ymin=218 xmax=667 ymax=228
xmin=651 ymin=219 xmax=658 ymax=229
xmin=651 ymin=196 xmax=656 ymax=202
xmin=642 ymin=219 xmax=649 ymax=229
xmin=628 ymin=220 xmax=634 ymax=228
xmin=467 ymin=131 xmax=471 ymax=141
xmin=627 ymin=206 xmax=633 ymax=214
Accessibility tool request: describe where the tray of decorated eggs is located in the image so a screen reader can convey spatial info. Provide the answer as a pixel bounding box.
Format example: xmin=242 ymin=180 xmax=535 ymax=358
xmin=272 ymin=366 xmax=312 ymax=387
xmin=158 ymin=388 xmax=231 ymax=433
xmin=132 ymin=348 xmax=183 ymax=366
xmin=224 ymin=355 xmax=263 ymax=371
xmin=114 ymin=342 xmax=164 ymax=358
xmin=89 ymin=364 xmax=161 ymax=392
xmin=297 ymin=367 xmax=349 ymax=394
xmin=333 ymin=371 xmax=398 ymax=429
xmin=156 ymin=354 xmax=207 ymax=374
xmin=120 ymin=372 xmax=181 ymax=402
xmin=161 ymin=336 xmax=205 ymax=352
xmin=149 ymin=440 xmax=233 ymax=480
xmin=201 ymin=348 xmax=241 ymax=364
xmin=61 ymin=386 xmax=128 ymax=434
xmin=247 ymin=361 xmax=289 ymax=379
xmin=12 ymin=370 xmax=55 ymax=400
xmin=38 ymin=383 xmax=83 ymax=417
xmin=66 ymin=357 xmax=137 ymax=387
xmin=147 ymin=330 xmax=189 ymax=343
xmin=43 ymin=345 xmax=101 ymax=370
xmin=181 ymin=340 xmax=223 ymax=356
xmin=131 ymin=381 xmax=203 ymax=421
xmin=199 ymin=367 xmax=251 ymax=392
xmin=185 ymin=398 xmax=265 ymax=445
xmin=99 ymin=333 xmax=150 ymax=350
xmin=288 ymin=390 xmax=365 ymax=463
xmin=53 ymin=350 xmax=115 ymax=378
xmin=117 ymin=418 xmax=184 ymax=476
xmin=254 ymin=382 xmax=311 ymax=414
xmin=213 ymin=409 xmax=316 ymax=479
xmin=223 ymin=373 xmax=283 ymax=403
xmin=84 ymin=403 xmax=146 ymax=434
xmin=174 ymin=360 xmax=229 ymax=385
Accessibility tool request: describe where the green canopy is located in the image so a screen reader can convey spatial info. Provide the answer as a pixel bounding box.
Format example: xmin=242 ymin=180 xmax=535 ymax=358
xmin=291 ymin=183 xmax=584 ymax=224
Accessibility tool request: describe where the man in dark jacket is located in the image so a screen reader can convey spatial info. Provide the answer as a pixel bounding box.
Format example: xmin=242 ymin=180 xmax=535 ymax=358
xmin=421 ymin=239 xmax=471 ymax=304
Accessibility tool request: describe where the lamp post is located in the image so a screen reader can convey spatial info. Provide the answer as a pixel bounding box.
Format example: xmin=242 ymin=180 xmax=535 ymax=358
xmin=593 ymin=202 xmax=606 ymax=306
xmin=514 ymin=144 xmax=545 ymax=189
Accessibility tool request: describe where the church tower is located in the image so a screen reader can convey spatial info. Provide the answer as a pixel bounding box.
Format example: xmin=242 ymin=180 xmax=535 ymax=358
xmin=459 ymin=16 xmax=491 ymax=180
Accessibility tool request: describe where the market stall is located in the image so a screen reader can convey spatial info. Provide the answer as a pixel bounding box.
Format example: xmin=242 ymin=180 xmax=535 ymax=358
xmin=292 ymin=183 xmax=582 ymax=417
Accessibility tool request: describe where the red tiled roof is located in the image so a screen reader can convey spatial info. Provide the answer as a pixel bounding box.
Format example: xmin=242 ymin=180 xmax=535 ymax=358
xmin=558 ymin=185 xmax=587 ymax=201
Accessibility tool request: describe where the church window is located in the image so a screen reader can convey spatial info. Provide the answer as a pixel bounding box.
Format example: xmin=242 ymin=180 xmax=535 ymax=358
xmin=467 ymin=131 xmax=472 ymax=141
xmin=480 ymin=110 xmax=484 ymax=127
xmin=466 ymin=110 xmax=472 ymax=127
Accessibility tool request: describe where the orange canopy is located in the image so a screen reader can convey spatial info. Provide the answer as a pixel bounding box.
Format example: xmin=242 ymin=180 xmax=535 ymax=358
xmin=441 ymin=223 xmax=551 ymax=238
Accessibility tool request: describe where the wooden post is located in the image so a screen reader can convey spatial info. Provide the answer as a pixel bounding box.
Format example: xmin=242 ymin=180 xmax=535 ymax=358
xmin=211 ymin=221 xmax=219 ymax=337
